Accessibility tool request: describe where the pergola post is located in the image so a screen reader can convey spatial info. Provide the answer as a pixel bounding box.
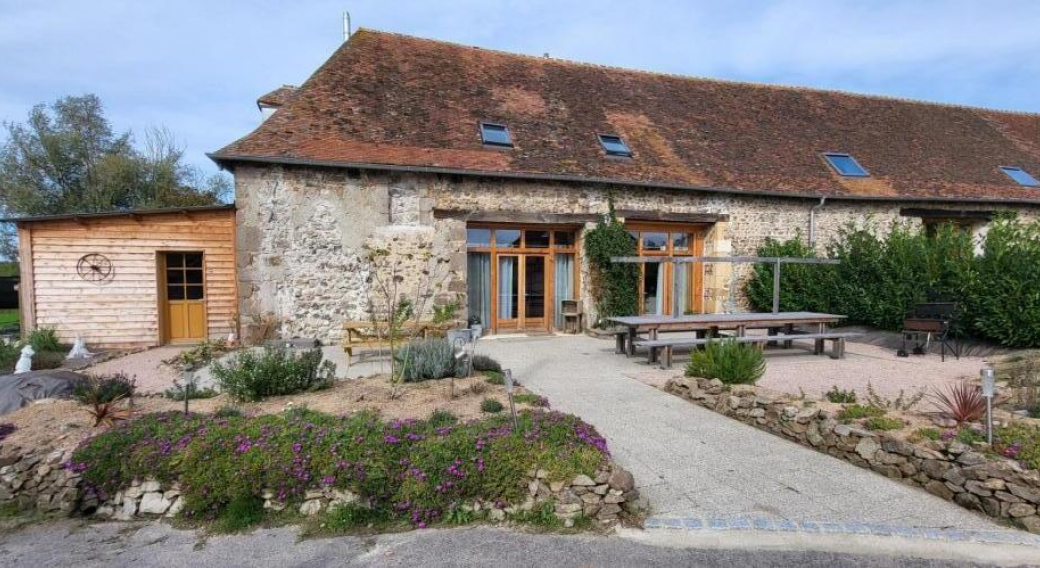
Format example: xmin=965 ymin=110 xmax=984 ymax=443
xmin=772 ymin=258 xmax=781 ymax=314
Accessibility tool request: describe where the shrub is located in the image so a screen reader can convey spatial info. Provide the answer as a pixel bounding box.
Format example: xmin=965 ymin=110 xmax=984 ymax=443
xmin=72 ymin=373 xmax=136 ymax=405
xmin=427 ymin=409 xmax=457 ymax=428
xmin=0 ymin=341 xmax=18 ymax=372
xmin=163 ymin=384 xmax=219 ymax=401
xmin=395 ymin=338 xmax=458 ymax=382
xmin=837 ymin=404 xmax=885 ymax=421
xmin=163 ymin=339 xmax=230 ymax=372
xmin=214 ymin=405 xmax=243 ymax=418
xmin=930 ymin=381 xmax=986 ymax=424
xmin=825 ymin=386 xmax=857 ymax=404
xmin=481 ymin=398 xmax=504 ymax=413
xmin=865 ymin=416 xmax=905 ymax=431
xmin=744 ymin=217 xmax=1040 ymax=347
xmin=584 ymin=203 xmax=638 ymax=322
xmin=211 ymin=347 xmax=335 ymax=402
xmin=471 ymin=354 xmax=502 ymax=373
xmin=484 ymin=370 xmax=505 ymax=385
xmin=71 ymin=409 xmax=609 ymax=529
xmin=512 ymin=393 xmax=550 ymax=407
xmin=323 ymin=503 xmax=391 ymax=532
xmin=33 ymin=350 xmax=67 ymax=370
xmin=467 ymin=381 xmax=489 ymax=396
xmin=26 ymin=327 xmax=61 ymax=352
xmin=685 ymin=340 xmax=766 ymax=385
xmin=213 ymin=494 xmax=265 ymax=532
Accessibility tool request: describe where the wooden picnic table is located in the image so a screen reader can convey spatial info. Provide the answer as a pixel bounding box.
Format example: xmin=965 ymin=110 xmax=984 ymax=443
xmin=605 ymin=312 xmax=847 ymax=356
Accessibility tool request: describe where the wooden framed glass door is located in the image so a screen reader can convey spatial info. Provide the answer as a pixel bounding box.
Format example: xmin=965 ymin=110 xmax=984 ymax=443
xmin=467 ymin=225 xmax=579 ymax=334
xmin=160 ymin=251 xmax=206 ymax=343
xmin=626 ymin=223 xmax=708 ymax=316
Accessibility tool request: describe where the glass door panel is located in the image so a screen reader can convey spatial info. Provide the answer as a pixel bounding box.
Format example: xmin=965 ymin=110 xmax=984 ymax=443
xmin=497 ymin=255 xmax=519 ymax=327
xmin=642 ymin=262 xmax=665 ymax=315
xmin=523 ymin=255 xmax=546 ymax=325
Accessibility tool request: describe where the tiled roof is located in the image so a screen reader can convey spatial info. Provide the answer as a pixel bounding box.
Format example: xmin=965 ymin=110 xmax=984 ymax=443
xmin=213 ymin=29 xmax=1040 ymax=202
xmin=256 ymin=85 xmax=298 ymax=109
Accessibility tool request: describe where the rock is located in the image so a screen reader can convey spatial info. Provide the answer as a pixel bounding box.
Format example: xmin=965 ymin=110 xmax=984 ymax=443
xmin=981 ymin=478 xmax=1006 ymax=491
xmin=920 ymin=459 xmax=951 ymax=480
xmin=607 ymin=469 xmax=635 ymax=492
xmin=264 ymin=500 xmax=286 ymax=512
xmin=94 ymin=505 xmax=114 ymax=519
xmin=1009 ymin=503 xmax=1037 ymax=518
xmin=573 ymin=486 xmax=588 ymax=496
xmin=1008 ymin=484 xmax=1040 ymax=504
xmin=603 ymin=493 xmax=624 ymax=504
xmin=965 ymin=481 xmax=993 ymax=497
xmin=304 ymin=489 xmax=324 ymax=500
xmin=925 ymin=480 xmax=955 ymax=501
xmin=995 ymin=491 xmax=1025 ymax=503
xmin=555 ymin=503 xmax=581 ymax=515
xmin=954 ymin=492 xmax=982 ymax=511
xmin=115 ymin=497 xmax=137 ymax=520
xmin=549 ymin=481 xmax=565 ymax=493
xmin=582 ymin=503 xmax=601 ymax=517
xmin=855 ymin=437 xmax=880 ymax=461
xmin=980 ymin=497 xmax=1002 ymax=518
xmin=140 ymin=480 xmax=161 ymax=493
xmin=166 ymin=497 xmax=184 ymax=518
xmin=1019 ymin=516 xmax=1040 ymax=534
xmin=571 ymin=474 xmax=596 ymax=487
xmin=528 ymin=480 xmax=539 ymax=495
xmin=536 ymin=469 xmax=548 ymax=479
xmin=943 ymin=468 xmax=967 ymax=487
xmin=139 ymin=492 xmax=171 ymax=515
xmin=947 ymin=441 xmax=969 ymax=455
xmin=806 ymin=422 xmax=824 ymax=447
xmin=124 ymin=486 xmax=143 ymax=499
xmin=748 ymin=408 xmax=765 ymax=419
xmin=593 ymin=484 xmax=609 ymax=495
xmin=558 ymin=489 xmax=582 ymax=505
xmin=957 ymin=452 xmax=988 ymax=466
xmin=330 ymin=489 xmax=359 ymax=505
xmin=580 ymin=492 xmax=601 ymax=505
xmin=299 ymin=499 xmax=323 ymax=516
xmin=594 ymin=471 xmax=610 ymax=484
xmin=488 ymin=508 xmax=506 ymax=521
xmin=882 ymin=439 xmax=915 ymax=456
xmin=596 ymin=504 xmax=622 ymax=519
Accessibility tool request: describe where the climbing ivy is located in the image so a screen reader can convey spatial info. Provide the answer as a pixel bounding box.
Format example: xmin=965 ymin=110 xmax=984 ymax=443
xmin=584 ymin=203 xmax=639 ymax=324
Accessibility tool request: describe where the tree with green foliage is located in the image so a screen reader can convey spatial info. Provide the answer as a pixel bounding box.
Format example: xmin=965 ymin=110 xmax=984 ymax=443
xmin=0 ymin=94 xmax=230 ymax=257
xmin=584 ymin=202 xmax=639 ymax=324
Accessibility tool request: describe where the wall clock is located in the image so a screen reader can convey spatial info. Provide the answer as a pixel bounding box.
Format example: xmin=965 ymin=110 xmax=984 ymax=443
xmin=77 ymin=253 xmax=114 ymax=283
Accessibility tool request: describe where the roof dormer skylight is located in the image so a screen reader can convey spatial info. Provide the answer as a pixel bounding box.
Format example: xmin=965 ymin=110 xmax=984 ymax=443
xmin=1000 ymin=166 xmax=1040 ymax=187
xmin=823 ymin=153 xmax=869 ymax=177
xmin=598 ymin=134 xmax=633 ymax=157
xmin=479 ymin=122 xmax=512 ymax=147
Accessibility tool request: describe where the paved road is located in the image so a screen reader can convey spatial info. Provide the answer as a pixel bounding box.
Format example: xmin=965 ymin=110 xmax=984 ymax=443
xmin=0 ymin=520 xmax=1029 ymax=567
xmin=478 ymin=334 xmax=998 ymax=530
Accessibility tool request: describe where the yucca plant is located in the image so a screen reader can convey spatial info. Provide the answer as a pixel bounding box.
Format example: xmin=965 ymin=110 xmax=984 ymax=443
xmin=685 ymin=340 xmax=766 ymax=385
xmin=930 ymin=381 xmax=986 ymax=424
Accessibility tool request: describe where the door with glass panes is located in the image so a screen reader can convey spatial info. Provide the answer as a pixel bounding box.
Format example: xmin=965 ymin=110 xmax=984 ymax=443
xmin=160 ymin=252 xmax=206 ymax=342
xmin=625 ymin=223 xmax=708 ymax=316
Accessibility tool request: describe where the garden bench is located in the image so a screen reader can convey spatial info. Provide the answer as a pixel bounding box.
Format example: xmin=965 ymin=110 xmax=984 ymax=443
xmin=635 ymin=332 xmax=862 ymax=369
xmin=341 ymin=320 xmax=457 ymax=360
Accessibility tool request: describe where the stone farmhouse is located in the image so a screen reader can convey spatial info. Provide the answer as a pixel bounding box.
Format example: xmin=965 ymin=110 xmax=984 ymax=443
xmin=10 ymin=29 xmax=1040 ymax=347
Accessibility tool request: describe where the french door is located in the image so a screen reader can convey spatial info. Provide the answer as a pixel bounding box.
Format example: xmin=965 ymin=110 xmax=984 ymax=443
xmin=495 ymin=254 xmax=548 ymax=331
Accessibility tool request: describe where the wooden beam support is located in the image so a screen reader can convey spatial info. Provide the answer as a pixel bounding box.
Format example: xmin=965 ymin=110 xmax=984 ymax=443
xmin=17 ymin=224 xmax=36 ymax=337
xmin=610 ymin=255 xmax=840 ymax=265
xmin=433 ymin=209 xmax=599 ymax=224
xmin=615 ymin=210 xmax=727 ymax=224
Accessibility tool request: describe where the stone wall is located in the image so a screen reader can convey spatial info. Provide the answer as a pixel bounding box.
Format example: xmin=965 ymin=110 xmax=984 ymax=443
xmin=0 ymin=448 xmax=80 ymax=515
xmin=234 ymin=163 xmax=1040 ymax=342
xmin=665 ymin=377 xmax=1040 ymax=534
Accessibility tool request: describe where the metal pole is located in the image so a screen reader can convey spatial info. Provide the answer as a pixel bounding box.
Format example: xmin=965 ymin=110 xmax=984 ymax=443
xmin=986 ymin=396 xmax=993 ymax=444
xmin=772 ymin=259 xmax=781 ymax=314
xmin=505 ymin=369 xmax=519 ymax=431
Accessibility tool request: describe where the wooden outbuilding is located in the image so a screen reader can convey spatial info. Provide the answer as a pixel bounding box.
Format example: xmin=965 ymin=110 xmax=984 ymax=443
xmin=5 ymin=205 xmax=237 ymax=349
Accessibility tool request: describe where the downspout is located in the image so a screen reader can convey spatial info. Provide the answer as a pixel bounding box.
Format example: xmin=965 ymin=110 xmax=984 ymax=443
xmin=809 ymin=196 xmax=827 ymax=248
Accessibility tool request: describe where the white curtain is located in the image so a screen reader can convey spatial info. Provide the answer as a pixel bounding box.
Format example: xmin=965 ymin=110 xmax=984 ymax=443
xmin=498 ymin=256 xmax=516 ymax=319
xmin=654 ymin=262 xmax=666 ymax=315
xmin=554 ymin=254 xmax=575 ymax=328
xmin=467 ymin=253 xmax=491 ymax=327
xmin=673 ymin=264 xmax=689 ymax=316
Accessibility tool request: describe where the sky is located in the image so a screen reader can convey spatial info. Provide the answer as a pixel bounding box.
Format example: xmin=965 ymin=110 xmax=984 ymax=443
xmin=2 ymin=0 xmax=1040 ymax=179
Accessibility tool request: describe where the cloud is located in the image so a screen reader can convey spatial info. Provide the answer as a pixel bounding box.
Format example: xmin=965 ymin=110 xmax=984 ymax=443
xmin=2 ymin=0 xmax=1038 ymax=176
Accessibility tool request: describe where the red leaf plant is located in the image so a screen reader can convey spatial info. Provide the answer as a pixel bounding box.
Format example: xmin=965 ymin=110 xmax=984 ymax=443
xmin=930 ymin=381 xmax=986 ymax=424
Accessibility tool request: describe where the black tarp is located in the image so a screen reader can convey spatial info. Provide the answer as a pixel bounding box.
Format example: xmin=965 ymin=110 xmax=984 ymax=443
xmin=0 ymin=370 xmax=84 ymax=416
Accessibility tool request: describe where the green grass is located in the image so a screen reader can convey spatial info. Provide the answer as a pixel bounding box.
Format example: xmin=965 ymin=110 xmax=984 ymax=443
xmin=837 ymin=404 xmax=886 ymax=422
xmin=865 ymin=416 xmax=905 ymax=431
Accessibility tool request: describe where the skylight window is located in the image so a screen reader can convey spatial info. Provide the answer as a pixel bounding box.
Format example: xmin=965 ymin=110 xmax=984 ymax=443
xmin=1000 ymin=166 xmax=1040 ymax=187
xmin=823 ymin=153 xmax=869 ymax=177
xmin=598 ymin=134 xmax=632 ymax=157
xmin=479 ymin=122 xmax=512 ymax=147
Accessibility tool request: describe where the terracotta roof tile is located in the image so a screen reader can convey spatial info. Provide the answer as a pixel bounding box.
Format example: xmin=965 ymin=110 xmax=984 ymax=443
xmin=214 ymin=30 xmax=1040 ymax=202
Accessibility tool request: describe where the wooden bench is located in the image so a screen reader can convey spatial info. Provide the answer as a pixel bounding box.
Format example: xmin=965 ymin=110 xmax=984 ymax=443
xmin=635 ymin=332 xmax=862 ymax=369
xmin=342 ymin=320 xmax=458 ymax=360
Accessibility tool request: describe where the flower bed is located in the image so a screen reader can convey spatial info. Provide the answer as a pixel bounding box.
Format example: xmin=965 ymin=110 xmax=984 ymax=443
xmin=665 ymin=377 xmax=1040 ymax=534
xmin=68 ymin=408 xmax=642 ymax=529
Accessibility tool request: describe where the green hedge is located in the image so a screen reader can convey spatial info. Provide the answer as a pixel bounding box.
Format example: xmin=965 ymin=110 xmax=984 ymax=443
xmin=70 ymin=409 xmax=608 ymax=528
xmin=744 ymin=216 xmax=1040 ymax=347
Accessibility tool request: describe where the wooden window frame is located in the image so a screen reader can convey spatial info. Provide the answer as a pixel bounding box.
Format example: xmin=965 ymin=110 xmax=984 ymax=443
xmin=625 ymin=222 xmax=708 ymax=316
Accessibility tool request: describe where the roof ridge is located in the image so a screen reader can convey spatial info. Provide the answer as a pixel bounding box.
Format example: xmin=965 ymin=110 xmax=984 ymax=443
xmin=352 ymin=27 xmax=1040 ymax=119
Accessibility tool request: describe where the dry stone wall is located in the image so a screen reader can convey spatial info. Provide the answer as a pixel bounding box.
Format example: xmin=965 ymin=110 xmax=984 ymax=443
xmin=234 ymin=164 xmax=1040 ymax=342
xmin=666 ymin=377 xmax=1040 ymax=534
xmin=0 ymin=448 xmax=80 ymax=515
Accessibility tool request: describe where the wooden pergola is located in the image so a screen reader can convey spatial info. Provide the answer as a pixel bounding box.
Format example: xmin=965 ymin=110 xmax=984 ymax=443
xmin=610 ymin=255 xmax=840 ymax=314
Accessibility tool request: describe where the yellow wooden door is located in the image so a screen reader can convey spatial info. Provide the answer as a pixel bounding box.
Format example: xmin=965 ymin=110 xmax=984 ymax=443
xmin=163 ymin=252 xmax=206 ymax=342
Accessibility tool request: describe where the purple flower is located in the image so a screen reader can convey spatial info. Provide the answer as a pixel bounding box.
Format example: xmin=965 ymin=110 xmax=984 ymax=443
xmin=384 ymin=435 xmax=401 ymax=444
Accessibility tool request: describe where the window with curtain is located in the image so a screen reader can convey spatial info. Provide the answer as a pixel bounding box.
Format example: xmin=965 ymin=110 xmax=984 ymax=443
xmin=554 ymin=253 xmax=575 ymax=328
xmin=466 ymin=253 xmax=491 ymax=328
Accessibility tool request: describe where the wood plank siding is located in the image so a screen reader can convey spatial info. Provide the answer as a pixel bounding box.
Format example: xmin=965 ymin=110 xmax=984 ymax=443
xmin=18 ymin=209 xmax=237 ymax=348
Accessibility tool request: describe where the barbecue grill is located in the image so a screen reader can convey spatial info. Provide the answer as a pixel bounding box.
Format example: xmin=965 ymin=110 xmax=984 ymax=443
xmin=898 ymin=302 xmax=960 ymax=362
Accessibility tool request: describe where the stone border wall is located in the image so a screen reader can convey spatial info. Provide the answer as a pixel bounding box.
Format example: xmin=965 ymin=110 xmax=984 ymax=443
xmin=665 ymin=377 xmax=1040 ymax=534
xmin=0 ymin=448 xmax=80 ymax=515
xmin=2 ymin=448 xmax=645 ymax=529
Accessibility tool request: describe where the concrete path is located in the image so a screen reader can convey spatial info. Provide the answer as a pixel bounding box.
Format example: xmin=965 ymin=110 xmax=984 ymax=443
xmin=476 ymin=334 xmax=1000 ymax=531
